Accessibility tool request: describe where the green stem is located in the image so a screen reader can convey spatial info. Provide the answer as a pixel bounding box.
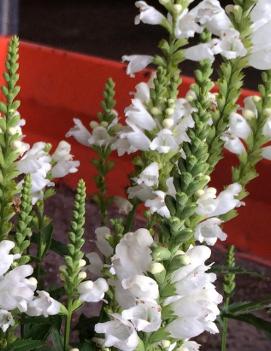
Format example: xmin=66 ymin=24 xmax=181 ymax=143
xmin=124 ymin=202 xmax=138 ymax=232
xmin=221 ymin=297 xmax=230 ymax=351
xmin=64 ymin=300 xmax=73 ymax=351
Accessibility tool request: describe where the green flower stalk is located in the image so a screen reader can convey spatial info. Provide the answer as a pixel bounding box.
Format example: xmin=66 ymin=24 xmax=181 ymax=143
xmin=221 ymin=245 xmax=236 ymax=351
xmin=92 ymin=78 xmax=116 ymax=225
xmin=0 ymin=36 xmax=21 ymax=240
xmin=13 ymin=175 xmax=33 ymax=265
xmin=61 ymin=179 xmax=86 ymax=351
xmin=207 ymin=0 xmax=256 ymax=172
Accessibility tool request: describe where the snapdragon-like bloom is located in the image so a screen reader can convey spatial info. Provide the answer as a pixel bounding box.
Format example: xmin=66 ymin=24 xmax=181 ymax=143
xmin=94 ymin=226 xmax=114 ymax=258
xmin=249 ymin=0 xmax=271 ymax=70
xmin=78 ymin=278 xmax=109 ymax=303
xmin=51 ymin=140 xmax=80 ymax=178
xmin=122 ymin=302 xmax=162 ymax=332
xmin=112 ymin=228 xmax=153 ymax=279
xmin=112 ymin=196 xmax=133 ymax=215
xmin=95 ymin=314 xmax=139 ymax=351
xmin=135 ymin=1 xmax=165 ymax=26
xmin=0 ymin=310 xmax=14 ymax=332
xmin=135 ymin=162 xmax=159 ymax=187
xmin=195 ymin=218 xmax=227 ymax=245
xmin=167 ymin=246 xmax=222 ymax=340
xmin=17 ymin=142 xmax=53 ymax=203
xmin=196 ymin=183 xmax=242 ymax=218
xmin=122 ymin=275 xmax=159 ymax=302
xmin=122 ymin=55 xmax=153 ymax=77
xmin=66 ymin=118 xmax=92 ymax=147
xmin=145 ymin=191 xmax=170 ymax=218
xmin=26 ymin=290 xmax=61 ymax=317
xmin=0 ymin=265 xmax=37 ymax=312
xmin=0 ymin=240 xmax=20 ymax=276
xmin=178 ymin=341 xmax=201 ymax=351
xmin=85 ymin=252 xmax=104 ymax=277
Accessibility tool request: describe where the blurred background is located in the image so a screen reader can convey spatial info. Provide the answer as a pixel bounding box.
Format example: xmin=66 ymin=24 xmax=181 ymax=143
xmin=0 ymin=0 xmax=260 ymax=89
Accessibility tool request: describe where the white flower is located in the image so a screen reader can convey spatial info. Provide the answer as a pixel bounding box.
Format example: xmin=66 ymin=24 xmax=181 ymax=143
xmin=150 ymin=129 xmax=178 ymax=154
xmin=85 ymin=252 xmax=104 ymax=277
xmin=95 ymin=314 xmax=139 ymax=351
xmin=112 ymin=229 xmax=153 ymax=279
xmin=125 ymin=99 xmax=156 ymax=131
xmin=134 ymin=82 xmax=151 ymax=103
xmin=122 ymin=302 xmax=162 ymax=332
xmin=88 ymin=125 xmax=113 ymax=147
xmin=0 ymin=265 xmax=37 ymax=312
xmin=0 ymin=310 xmax=14 ymax=332
xmin=184 ymin=40 xmax=219 ymax=62
xmin=222 ymin=134 xmax=246 ymax=155
xmin=136 ymin=162 xmax=159 ymax=187
xmin=175 ymin=9 xmax=202 ymax=39
xmin=215 ymin=29 xmax=247 ymax=59
xmin=51 ymin=141 xmax=79 ymax=178
xmin=127 ymin=184 xmax=154 ymax=202
xmin=195 ymin=218 xmax=227 ymax=245
xmin=95 ymin=227 xmax=113 ymax=258
xmin=166 ymin=177 xmax=177 ymax=198
xmin=171 ymin=245 xmax=211 ymax=283
xmin=249 ymin=0 xmax=271 ymax=70
xmin=190 ymin=0 xmax=232 ymax=36
xmin=167 ymin=246 xmax=222 ymax=340
xmin=122 ymin=275 xmax=159 ymax=302
xmin=243 ymin=96 xmax=258 ymax=118
xmin=229 ymin=112 xmax=251 ymax=140
xmin=112 ymin=197 xmax=133 ymax=215
xmin=178 ymin=341 xmax=201 ymax=351
xmin=0 ymin=240 xmax=20 ymax=276
xmin=135 ymin=1 xmax=165 ymax=26
xmin=122 ymin=55 xmax=153 ymax=77
xmin=17 ymin=142 xmax=51 ymax=176
xmin=262 ymin=146 xmax=271 ymax=160
xmin=26 ymin=290 xmax=60 ymax=317
xmin=66 ymin=118 xmax=92 ymax=147
xmin=115 ymin=122 xmax=151 ymax=154
xmin=196 ymin=183 xmax=242 ymax=217
xmin=111 ymin=279 xmax=136 ymax=309
xmin=145 ymin=191 xmax=170 ymax=218
xmin=78 ymin=278 xmax=108 ymax=303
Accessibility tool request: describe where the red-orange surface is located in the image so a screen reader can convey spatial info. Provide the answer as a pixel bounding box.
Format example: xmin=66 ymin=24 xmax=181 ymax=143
xmin=0 ymin=37 xmax=270 ymax=263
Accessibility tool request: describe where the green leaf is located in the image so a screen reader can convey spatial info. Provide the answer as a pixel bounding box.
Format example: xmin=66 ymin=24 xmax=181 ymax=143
xmin=40 ymin=222 xmax=53 ymax=258
xmin=224 ymin=313 xmax=271 ymax=339
xmin=50 ymin=327 xmax=64 ymax=351
xmin=80 ymin=341 xmax=96 ymax=351
xmin=23 ymin=315 xmax=62 ymax=341
xmin=225 ymin=297 xmax=271 ymax=315
xmin=6 ymin=339 xmax=44 ymax=351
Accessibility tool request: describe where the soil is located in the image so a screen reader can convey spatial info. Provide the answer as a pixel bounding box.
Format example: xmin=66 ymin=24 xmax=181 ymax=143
xmin=45 ymin=184 xmax=271 ymax=351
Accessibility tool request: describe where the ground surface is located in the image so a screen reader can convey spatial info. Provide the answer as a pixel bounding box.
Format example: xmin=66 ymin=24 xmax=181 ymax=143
xmin=45 ymin=184 xmax=271 ymax=351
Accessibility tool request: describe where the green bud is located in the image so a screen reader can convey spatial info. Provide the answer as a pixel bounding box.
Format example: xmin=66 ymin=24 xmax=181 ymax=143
xmin=152 ymin=246 xmax=171 ymax=261
xmin=169 ymin=254 xmax=190 ymax=273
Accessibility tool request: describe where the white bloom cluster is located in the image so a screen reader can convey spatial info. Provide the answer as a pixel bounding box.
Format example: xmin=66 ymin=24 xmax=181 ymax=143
xmin=166 ymin=246 xmax=222 ymax=344
xmin=123 ymin=0 xmax=248 ymax=78
xmin=0 ymin=240 xmax=60 ymax=332
xmin=17 ymin=140 xmax=79 ymax=204
xmin=123 ymin=0 xmax=271 ymax=77
xmin=93 ymin=228 xmax=162 ymax=351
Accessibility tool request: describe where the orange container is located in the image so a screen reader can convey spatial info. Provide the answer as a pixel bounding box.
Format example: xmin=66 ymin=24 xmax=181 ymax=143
xmin=0 ymin=37 xmax=270 ymax=264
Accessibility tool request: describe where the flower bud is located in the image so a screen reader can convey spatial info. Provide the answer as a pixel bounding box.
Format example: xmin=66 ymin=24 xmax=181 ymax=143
xmin=169 ymin=254 xmax=190 ymax=273
xmin=90 ymin=121 xmax=99 ymax=129
xmin=163 ymin=118 xmax=174 ymax=129
xmin=79 ymin=259 xmax=86 ymax=268
xmin=151 ymin=107 xmax=161 ymax=116
xmin=150 ymin=262 xmax=165 ymax=275
xmin=264 ymin=108 xmax=271 ymax=117
xmin=161 ymin=340 xmax=171 ymax=348
xmin=165 ymin=107 xmax=174 ymax=117
xmin=253 ymin=96 xmax=261 ymax=103
xmin=152 ymin=246 xmax=171 ymax=261
xmin=79 ymin=272 xmax=87 ymax=280
xmin=243 ymin=109 xmax=255 ymax=120
xmin=70 ymin=348 xmax=79 ymax=351
xmin=173 ymin=4 xmax=182 ymax=14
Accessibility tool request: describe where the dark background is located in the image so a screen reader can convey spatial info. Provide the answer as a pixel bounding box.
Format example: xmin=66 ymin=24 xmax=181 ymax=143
xmin=18 ymin=0 xmax=260 ymax=89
